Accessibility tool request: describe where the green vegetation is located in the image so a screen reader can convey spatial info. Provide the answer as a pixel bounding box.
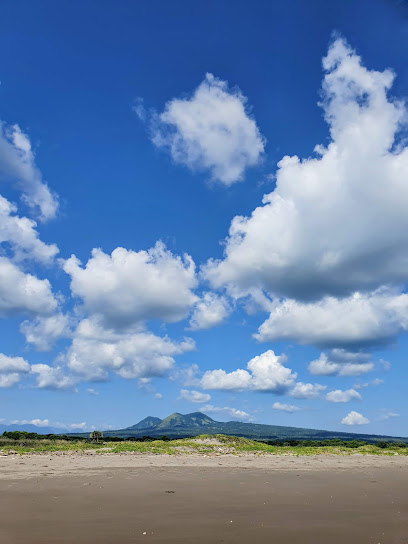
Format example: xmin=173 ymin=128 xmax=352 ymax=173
xmin=89 ymin=430 xmax=103 ymax=442
xmin=2 ymin=431 xmax=88 ymax=441
xmin=1 ymin=432 xmax=408 ymax=456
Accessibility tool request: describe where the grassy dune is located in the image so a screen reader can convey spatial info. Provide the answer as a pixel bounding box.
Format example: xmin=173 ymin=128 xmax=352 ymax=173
xmin=1 ymin=434 xmax=408 ymax=456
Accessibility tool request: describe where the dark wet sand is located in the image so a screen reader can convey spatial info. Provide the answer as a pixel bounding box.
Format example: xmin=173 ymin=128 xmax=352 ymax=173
xmin=1 ymin=463 xmax=408 ymax=543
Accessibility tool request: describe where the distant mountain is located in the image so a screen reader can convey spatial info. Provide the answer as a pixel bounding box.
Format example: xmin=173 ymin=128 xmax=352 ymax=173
xmin=155 ymin=412 xmax=214 ymax=430
xmin=126 ymin=416 xmax=162 ymax=430
xmin=126 ymin=412 xmax=215 ymax=432
xmin=84 ymin=412 xmax=408 ymax=443
xmin=0 ymin=423 xmax=62 ymax=435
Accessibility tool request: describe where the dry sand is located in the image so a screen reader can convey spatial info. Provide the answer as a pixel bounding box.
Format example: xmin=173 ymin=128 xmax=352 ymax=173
xmin=1 ymin=452 xmax=408 ymax=543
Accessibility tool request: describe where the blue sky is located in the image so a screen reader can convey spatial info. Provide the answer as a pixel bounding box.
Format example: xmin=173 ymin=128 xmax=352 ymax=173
xmin=0 ymin=0 xmax=407 ymax=435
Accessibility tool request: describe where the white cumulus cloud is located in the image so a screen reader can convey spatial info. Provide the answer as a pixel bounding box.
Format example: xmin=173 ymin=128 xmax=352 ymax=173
xmin=69 ymin=422 xmax=87 ymax=430
xmin=272 ymin=402 xmax=300 ymax=413
xmin=201 ymin=368 xmax=252 ymax=391
xmin=150 ymin=73 xmax=265 ymax=185
xmin=200 ymin=404 xmax=252 ymax=421
xmin=308 ymin=350 xmax=374 ymax=377
xmin=63 ymin=316 xmax=195 ymax=382
xmin=0 ymin=353 xmax=30 ymax=389
xmin=30 ymin=364 xmax=78 ymax=391
xmin=20 ymin=313 xmax=71 ymax=351
xmin=0 ymin=373 xmax=21 ymax=388
xmin=10 ymin=418 xmax=88 ymax=431
xmin=188 ymin=292 xmax=231 ymax=331
xmin=341 ymin=411 xmax=370 ymax=425
xmin=11 ymin=418 xmax=50 ymax=427
xmin=326 ymin=388 xmax=362 ymax=403
xmin=63 ymin=241 xmax=198 ymax=329
xmin=204 ymin=37 xmax=408 ymax=300
xmin=255 ymin=288 xmax=408 ymax=348
xmin=0 ymin=257 xmax=58 ymax=317
xmin=0 ymin=194 xmax=58 ymax=263
xmin=179 ymin=389 xmax=211 ymax=403
xmin=170 ymin=363 xmax=201 ymax=387
xmin=290 ymin=382 xmax=327 ymax=399
xmin=0 ymin=353 xmax=30 ymax=373
xmin=201 ymin=37 xmax=408 ymax=353
xmin=201 ymin=350 xmax=297 ymax=393
xmin=0 ymin=123 xmax=58 ymax=221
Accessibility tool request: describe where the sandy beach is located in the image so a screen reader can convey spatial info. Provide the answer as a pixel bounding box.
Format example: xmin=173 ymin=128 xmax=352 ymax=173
xmin=1 ymin=453 xmax=408 ymax=543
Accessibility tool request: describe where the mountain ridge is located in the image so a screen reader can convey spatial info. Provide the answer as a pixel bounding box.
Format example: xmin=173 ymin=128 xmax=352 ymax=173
xmin=155 ymin=412 xmax=215 ymax=430
xmin=126 ymin=416 xmax=162 ymax=430
xmin=95 ymin=412 xmax=408 ymax=443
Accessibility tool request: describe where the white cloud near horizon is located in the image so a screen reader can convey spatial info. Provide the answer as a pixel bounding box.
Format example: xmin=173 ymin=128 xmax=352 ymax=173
xmin=150 ymin=73 xmax=265 ymax=185
xmin=11 ymin=418 xmax=51 ymax=427
xmin=69 ymin=422 xmax=87 ymax=430
xmin=200 ymin=404 xmax=252 ymax=421
xmin=341 ymin=411 xmax=370 ymax=425
xmin=9 ymin=418 xmax=87 ymax=430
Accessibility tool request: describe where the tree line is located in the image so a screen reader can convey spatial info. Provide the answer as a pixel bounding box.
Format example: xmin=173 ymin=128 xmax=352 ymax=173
xmin=1 ymin=431 xmax=171 ymax=442
xmin=260 ymin=438 xmax=408 ymax=448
